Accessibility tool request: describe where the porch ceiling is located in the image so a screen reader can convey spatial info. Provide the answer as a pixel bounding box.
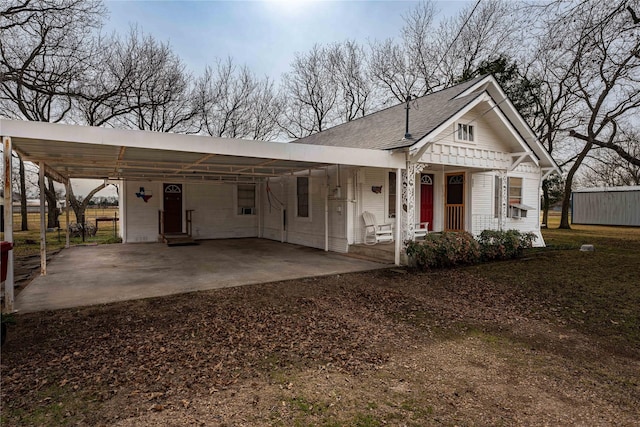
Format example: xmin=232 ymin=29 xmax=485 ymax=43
xmin=1 ymin=120 xmax=404 ymax=184
xmin=10 ymin=138 xmax=329 ymax=184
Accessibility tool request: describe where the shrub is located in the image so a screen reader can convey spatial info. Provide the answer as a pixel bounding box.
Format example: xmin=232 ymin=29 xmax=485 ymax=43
xmin=405 ymin=232 xmax=481 ymax=269
xmin=405 ymin=229 xmax=537 ymax=270
xmin=477 ymin=229 xmax=537 ymax=261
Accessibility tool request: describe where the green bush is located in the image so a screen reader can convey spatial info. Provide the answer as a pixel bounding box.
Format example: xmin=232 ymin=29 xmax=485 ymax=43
xmin=405 ymin=232 xmax=481 ymax=269
xmin=405 ymin=229 xmax=537 ymax=270
xmin=477 ymin=229 xmax=537 ymax=261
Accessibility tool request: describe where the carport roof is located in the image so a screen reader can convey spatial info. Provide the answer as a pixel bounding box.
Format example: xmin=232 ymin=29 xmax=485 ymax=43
xmin=1 ymin=120 xmax=404 ymax=184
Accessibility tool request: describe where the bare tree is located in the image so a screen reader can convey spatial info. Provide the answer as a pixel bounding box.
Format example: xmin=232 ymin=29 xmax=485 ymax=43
xmin=368 ymin=38 xmax=421 ymax=104
xmin=580 ymin=129 xmax=640 ymax=187
xmin=327 ymin=41 xmax=379 ymax=121
xmin=547 ymin=1 xmax=640 ymax=228
xmin=279 ymin=44 xmax=339 ymax=138
xmin=0 ymin=0 xmax=106 ymax=228
xmin=66 ymin=181 xmax=107 ymax=225
xmin=74 ymin=32 xmax=140 ymax=127
xmin=113 ymin=28 xmax=199 ymax=133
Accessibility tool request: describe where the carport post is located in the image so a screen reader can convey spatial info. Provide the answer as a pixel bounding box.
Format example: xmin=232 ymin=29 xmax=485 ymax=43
xmin=324 ymin=169 xmax=329 ymax=252
xmin=39 ymin=162 xmax=47 ymax=275
xmin=3 ymin=136 xmax=15 ymax=312
xmin=394 ymin=167 xmax=402 ymax=266
xmin=65 ymin=180 xmax=70 ymax=248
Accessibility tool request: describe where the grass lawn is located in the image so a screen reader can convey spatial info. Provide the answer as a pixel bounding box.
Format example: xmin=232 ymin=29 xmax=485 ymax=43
xmin=2 ymin=208 xmax=120 ymax=257
xmin=1 ymin=219 xmax=639 ymax=426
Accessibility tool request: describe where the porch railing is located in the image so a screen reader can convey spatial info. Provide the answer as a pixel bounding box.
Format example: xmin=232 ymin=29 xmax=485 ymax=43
xmin=446 ymin=204 xmax=464 ymax=231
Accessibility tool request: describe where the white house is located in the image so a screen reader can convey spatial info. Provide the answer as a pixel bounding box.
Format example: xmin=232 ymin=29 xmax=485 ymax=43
xmin=1 ymin=75 xmax=559 ymax=308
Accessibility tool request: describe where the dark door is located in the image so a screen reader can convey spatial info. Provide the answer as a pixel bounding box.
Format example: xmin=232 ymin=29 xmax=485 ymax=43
xmin=163 ymin=183 xmax=182 ymax=234
xmin=420 ymin=174 xmax=434 ymax=231
xmin=445 ymin=173 xmax=464 ymax=231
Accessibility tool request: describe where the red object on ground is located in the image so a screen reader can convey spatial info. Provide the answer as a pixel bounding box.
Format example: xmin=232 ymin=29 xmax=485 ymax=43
xmin=1 ymin=241 xmax=13 ymax=283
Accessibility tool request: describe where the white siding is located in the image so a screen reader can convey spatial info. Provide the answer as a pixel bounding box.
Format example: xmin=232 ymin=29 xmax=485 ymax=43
xmin=353 ymin=167 xmax=388 ymax=244
xmin=185 ymin=183 xmax=258 ymax=239
xmin=124 ymin=181 xmax=162 ymax=243
xmin=259 ymin=167 xmax=350 ymax=253
xmin=470 ymin=172 xmax=500 ymax=233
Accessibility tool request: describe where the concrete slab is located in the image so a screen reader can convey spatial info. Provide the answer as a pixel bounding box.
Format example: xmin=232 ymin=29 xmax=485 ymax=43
xmin=14 ymin=238 xmax=387 ymax=313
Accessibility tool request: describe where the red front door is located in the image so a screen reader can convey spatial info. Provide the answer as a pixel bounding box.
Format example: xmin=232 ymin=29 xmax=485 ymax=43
xmin=420 ymin=174 xmax=434 ymax=231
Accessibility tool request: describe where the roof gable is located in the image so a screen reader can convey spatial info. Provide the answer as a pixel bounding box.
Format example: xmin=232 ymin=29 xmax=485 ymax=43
xmin=294 ymin=75 xmax=487 ymax=151
xmin=296 ymin=74 xmax=559 ymax=172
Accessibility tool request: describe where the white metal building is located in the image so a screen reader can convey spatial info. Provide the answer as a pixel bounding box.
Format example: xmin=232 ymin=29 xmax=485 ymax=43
xmin=572 ymin=186 xmax=640 ymax=227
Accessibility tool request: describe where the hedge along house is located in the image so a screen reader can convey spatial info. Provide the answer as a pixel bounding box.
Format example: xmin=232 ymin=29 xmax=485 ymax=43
xmin=1 ymin=75 xmax=559 ymax=311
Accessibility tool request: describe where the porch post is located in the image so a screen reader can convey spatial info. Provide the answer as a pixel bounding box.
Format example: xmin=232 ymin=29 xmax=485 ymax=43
xmin=402 ymin=161 xmax=426 ymax=242
xmin=39 ymin=162 xmax=47 ymax=276
xmin=65 ymin=180 xmax=70 ymax=248
xmin=3 ymin=136 xmax=15 ymax=312
xmin=324 ymin=170 xmax=329 ymax=252
xmin=500 ymin=170 xmax=508 ymax=231
xmin=257 ymin=182 xmax=262 ymax=239
xmin=394 ymin=167 xmax=402 ymax=265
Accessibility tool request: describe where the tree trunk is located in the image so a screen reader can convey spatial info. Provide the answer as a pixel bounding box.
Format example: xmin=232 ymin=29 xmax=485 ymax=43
xmin=44 ymin=177 xmax=60 ymax=229
xmin=68 ymin=181 xmax=107 ymax=223
xmin=18 ymin=156 xmax=28 ymax=231
xmin=559 ymin=141 xmax=593 ymax=229
xmin=541 ymin=179 xmax=550 ymax=229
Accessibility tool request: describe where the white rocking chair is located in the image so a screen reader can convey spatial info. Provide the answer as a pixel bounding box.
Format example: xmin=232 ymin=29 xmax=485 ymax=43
xmin=362 ymin=211 xmax=394 ymax=245
xmin=414 ymin=222 xmax=429 ymax=240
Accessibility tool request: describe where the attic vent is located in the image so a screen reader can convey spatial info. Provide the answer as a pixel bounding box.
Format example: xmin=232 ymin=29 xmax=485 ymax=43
xmin=404 ymin=95 xmax=412 ymax=139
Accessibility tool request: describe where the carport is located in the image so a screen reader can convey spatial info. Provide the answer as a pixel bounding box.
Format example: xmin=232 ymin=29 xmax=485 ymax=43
xmin=2 ymin=119 xmax=405 ymax=312
xmin=14 ymin=238 xmax=387 ymax=313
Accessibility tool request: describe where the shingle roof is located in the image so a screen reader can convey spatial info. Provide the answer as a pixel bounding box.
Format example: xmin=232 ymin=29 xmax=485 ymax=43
xmin=295 ymin=75 xmax=487 ymax=150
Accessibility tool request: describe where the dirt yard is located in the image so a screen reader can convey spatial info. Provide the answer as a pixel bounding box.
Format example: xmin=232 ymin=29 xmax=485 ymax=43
xmin=2 ymin=265 xmax=639 ymax=426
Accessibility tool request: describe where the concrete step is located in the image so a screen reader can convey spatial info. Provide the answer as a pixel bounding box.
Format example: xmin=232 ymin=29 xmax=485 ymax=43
xmin=163 ymin=233 xmax=198 ymax=247
xmin=348 ymin=244 xmax=396 ymax=263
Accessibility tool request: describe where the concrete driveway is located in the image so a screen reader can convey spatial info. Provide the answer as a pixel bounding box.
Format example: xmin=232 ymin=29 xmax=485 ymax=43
xmin=15 ymin=238 xmax=387 ymax=313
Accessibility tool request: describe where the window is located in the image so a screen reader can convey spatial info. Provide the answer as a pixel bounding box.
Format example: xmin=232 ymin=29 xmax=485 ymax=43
xmin=508 ymin=177 xmax=523 ymax=218
xmin=297 ymin=176 xmax=309 ymax=218
xmin=456 ymin=123 xmax=474 ymax=142
xmin=237 ymin=184 xmax=255 ymax=215
xmin=388 ymin=171 xmax=396 ymax=218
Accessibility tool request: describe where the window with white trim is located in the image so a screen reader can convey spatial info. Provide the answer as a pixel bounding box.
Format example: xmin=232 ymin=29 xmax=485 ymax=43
xmin=388 ymin=171 xmax=396 ymax=218
xmin=297 ymin=176 xmax=309 ymax=218
xmin=237 ymin=184 xmax=256 ymax=215
xmin=456 ymin=123 xmax=474 ymax=142
xmin=508 ymin=177 xmax=524 ymax=218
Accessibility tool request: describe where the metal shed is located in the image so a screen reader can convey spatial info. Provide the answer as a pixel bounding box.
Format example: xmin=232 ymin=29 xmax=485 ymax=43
xmin=572 ymin=186 xmax=640 ymax=227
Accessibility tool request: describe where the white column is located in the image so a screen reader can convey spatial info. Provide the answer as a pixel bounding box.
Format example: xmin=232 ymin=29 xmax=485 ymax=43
xmin=402 ymin=161 xmax=426 ymax=242
xmin=394 ymin=167 xmax=402 ymax=266
xmin=324 ymin=170 xmax=329 ymax=252
xmin=3 ymin=136 xmax=14 ymax=312
xmin=39 ymin=162 xmax=47 ymax=276
xmin=500 ymin=171 xmax=508 ymax=231
xmin=65 ymin=180 xmax=70 ymax=248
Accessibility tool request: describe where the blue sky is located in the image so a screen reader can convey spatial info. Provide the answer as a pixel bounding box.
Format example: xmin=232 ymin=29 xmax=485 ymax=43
xmin=103 ymin=0 xmax=470 ymax=79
